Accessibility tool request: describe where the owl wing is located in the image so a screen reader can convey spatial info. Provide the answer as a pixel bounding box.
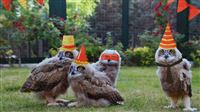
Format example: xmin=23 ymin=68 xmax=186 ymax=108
xmin=81 ymin=72 xmax=124 ymax=104
xmin=180 ymin=59 xmax=192 ymax=97
xmin=20 ymin=58 xmax=72 ymax=92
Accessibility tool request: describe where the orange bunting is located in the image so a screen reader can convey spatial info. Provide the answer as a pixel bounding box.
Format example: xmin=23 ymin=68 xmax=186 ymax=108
xmin=1 ymin=0 xmax=11 ymax=11
xmin=189 ymin=5 xmax=200 ymax=21
xmin=159 ymin=23 xmax=176 ymax=49
xmin=37 ymin=0 xmax=44 ymax=5
xmin=177 ymin=0 xmax=189 ymax=13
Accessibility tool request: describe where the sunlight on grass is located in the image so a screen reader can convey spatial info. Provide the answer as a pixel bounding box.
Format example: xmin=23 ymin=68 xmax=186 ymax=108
xmin=0 ymin=67 xmax=200 ymax=112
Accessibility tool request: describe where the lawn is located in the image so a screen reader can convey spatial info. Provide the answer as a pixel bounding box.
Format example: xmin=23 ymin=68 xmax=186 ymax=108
xmin=0 ymin=66 xmax=200 ymax=112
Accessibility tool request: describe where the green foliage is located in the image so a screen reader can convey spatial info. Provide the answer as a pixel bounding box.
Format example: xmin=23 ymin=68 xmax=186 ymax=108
xmin=66 ymin=0 xmax=99 ymax=34
xmin=124 ymin=47 xmax=154 ymax=66
xmin=73 ymin=32 xmax=124 ymax=62
xmin=48 ymin=48 xmax=58 ymax=57
xmin=190 ymin=50 xmax=200 ymax=66
xmin=0 ymin=1 xmax=62 ymax=57
xmin=139 ymin=30 xmax=161 ymax=51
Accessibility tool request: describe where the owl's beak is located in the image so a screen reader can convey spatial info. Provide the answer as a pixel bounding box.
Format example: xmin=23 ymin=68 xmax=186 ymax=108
xmin=164 ymin=55 xmax=169 ymax=59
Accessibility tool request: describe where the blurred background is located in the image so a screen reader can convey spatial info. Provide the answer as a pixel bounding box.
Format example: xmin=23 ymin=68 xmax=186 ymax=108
xmin=0 ymin=0 xmax=200 ymax=67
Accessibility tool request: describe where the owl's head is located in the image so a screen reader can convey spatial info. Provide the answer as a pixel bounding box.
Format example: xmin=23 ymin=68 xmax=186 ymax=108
xmin=68 ymin=62 xmax=93 ymax=79
xmin=155 ymin=48 xmax=182 ymax=65
xmin=57 ymin=49 xmax=79 ymax=60
xmin=99 ymin=49 xmax=121 ymax=65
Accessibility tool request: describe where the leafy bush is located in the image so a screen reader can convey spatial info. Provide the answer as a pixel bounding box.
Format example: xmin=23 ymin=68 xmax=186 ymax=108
xmin=190 ymin=50 xmax=200 ymax=66
xmin=124 ymin=47 xmax=154 ymax=66
xmin=139 ymin=30 xmax=161 ymax=51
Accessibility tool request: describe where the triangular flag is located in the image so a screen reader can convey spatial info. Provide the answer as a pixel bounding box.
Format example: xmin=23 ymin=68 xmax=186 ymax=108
xmin=177 ymin=0 xmax=189 ymax=13
xmin=1 ymin=0 xmax=11 ymax=11
xmin=18 ymin=0 xmax=27 ymax=9
xmin=189 ymin=5 xmax=200 ymax=21
xmin=167 ymin=0 xmax=175 ymax=5
xmin=74 ymin=44 xmax=88 ymax=65
xmin=159 ymin=23 xmax=176 ymax=49
xmin=37 ymin=0 xmax=44 ymax=5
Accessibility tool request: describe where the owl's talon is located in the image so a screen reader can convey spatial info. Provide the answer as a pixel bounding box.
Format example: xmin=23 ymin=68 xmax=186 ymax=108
xmin=56 ymin=99 xmax=70 ymax=103
xmin=47 ymin=102 xmax=64 ymax=107
xmin=183 ymin=107 xmax=197 ymax=112
xmin=164 ymin=105 xmax=176 ymax=109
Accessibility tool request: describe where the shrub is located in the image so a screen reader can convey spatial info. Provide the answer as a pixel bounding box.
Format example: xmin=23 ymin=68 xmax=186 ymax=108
xmin=125 ymin=47 xmax=154 ymax=66
xmin=190 ymin=50 xmax=200 ymax=66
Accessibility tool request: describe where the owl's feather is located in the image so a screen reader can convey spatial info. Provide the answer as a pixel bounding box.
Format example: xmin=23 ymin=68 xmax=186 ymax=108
xmin=20 ymin=59 xmax=72 ymax=92
xmin=92 ymin=50 xmax=121 ymax=87
xmin=69 ymin=64 xmax=124 ymax=107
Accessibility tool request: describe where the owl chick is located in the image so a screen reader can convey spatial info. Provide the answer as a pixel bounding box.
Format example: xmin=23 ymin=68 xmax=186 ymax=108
xmin=155 ymin=23 xmax=197 ymax=112
xmin=92 ymin=49 xmax=121 ymax=87
xmin=20 ymin=35 xmax=78 ymax=106
xmin=67 ymin=44 xmax=124 ymax=107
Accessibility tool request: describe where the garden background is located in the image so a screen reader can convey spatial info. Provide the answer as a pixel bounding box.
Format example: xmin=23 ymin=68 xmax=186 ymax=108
xmin=0 ymin=0 xmax=200 ymax=66
xmin=0 ymin=0 xmax=200 ymax=112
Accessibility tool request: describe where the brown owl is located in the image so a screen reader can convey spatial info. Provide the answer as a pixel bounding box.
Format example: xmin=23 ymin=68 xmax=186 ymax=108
xmin=67 ymin=45 xmax=124 ymax=107
xmin=155 ymin=23 xmax=197 ymax=111
xmin=20 ymin=35 xmax=78 ymax=106
xmin=92 ymin=49 xmax=121 ymax=87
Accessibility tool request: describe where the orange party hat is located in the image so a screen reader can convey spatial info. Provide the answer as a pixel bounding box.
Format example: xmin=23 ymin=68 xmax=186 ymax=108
xmin=60 ymin=35 xmax=76 ymax=51
xmin=159 ymin=23 xmax=176 ymax=49
xmin=74 ymin=44 xmax=88 ymax=65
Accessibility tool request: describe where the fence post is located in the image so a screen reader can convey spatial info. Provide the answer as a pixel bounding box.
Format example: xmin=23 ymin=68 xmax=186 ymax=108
xmin=177 ymin=0 xmax=190 ymax=42
xmin=121 ymin=0 xmax=129 ymax=50
xmin=49 ymin=0 xmax=67 ymax=19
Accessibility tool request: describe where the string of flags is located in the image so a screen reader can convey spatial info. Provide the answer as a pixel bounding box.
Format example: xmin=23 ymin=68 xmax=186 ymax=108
xmin=1 ymin=0 xmax=199 ymax=20
xmin=1 ymin=0 xmax=11 ymax=11
xmin=1 ymin=0 xmax=44 ymax=10
xmin=167 ymin=0 xmax=200 ymax=21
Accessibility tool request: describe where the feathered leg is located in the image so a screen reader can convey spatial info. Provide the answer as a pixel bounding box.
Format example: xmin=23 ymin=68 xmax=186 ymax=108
xmin=164 ymin=97 xmax=178 ymax=109
xmin=183 ymin=95 xmax=197 ymax=112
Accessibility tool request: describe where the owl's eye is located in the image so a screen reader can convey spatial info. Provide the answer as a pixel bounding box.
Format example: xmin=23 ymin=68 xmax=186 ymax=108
xmin=77 ymin=66 xmax=85 ymax=72
xmin=159 ymin=49 xmax=164 ymax=55
xmin=65 ymin=51 xmax=74 ymax=59
xmin=169 ymin=49 xmax=176 ymax=55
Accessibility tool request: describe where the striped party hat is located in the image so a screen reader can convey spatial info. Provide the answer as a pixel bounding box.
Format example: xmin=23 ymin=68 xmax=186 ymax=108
xmin=60 ymin=35 xmax=76 ymax=51
xmin=74 ymin=44 xmax=88 ymax=66
xmin=159 ymin=23 xmax=176 ymax=49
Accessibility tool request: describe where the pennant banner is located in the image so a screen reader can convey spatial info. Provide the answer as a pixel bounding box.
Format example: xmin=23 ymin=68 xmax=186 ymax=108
xmin=37 ymin=0 xmax=44 ymax=5
xmin=189 ymin=5 xmax=200 ymax=21
xmin=177 ymin=0 xmax=189 ymax=13
xmin=18 ymin=0 xmax=28 ymax=9
xmin=2 ymin=0 xmax=11 ymax=11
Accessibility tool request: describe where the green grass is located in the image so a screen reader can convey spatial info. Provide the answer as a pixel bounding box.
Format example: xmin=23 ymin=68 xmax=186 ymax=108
xmin=0 ymin=66 xmax=200 ymax=112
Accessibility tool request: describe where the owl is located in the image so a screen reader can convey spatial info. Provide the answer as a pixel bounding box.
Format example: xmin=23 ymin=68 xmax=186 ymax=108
xmin=155 ymin=23 xmax=197 ymax=111
xmin=67 ymin=62 xmax=124 ymax=107
xmin=92 ymin=49 xmax=121 ymax=87
xmin=20 ymin=49 xmax=78 ymax=106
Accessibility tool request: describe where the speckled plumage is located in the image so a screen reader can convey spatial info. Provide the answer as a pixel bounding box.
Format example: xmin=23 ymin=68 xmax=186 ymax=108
xmin=155 ymin=48 xmax=197 ymax=111
xmin=92 ymin=50 xmax=121 ymax=87
xmin=67 ymin=63 xmax=124 ymax=107
xmin=20 ymin=50 xmax=78 ymax=106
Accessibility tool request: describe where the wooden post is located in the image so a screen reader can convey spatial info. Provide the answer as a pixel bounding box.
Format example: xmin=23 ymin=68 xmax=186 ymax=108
xmin=121 ymin=0 xmax=129 ymax=50
xmin=177 ymin=0 xmax=190 ymax=42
